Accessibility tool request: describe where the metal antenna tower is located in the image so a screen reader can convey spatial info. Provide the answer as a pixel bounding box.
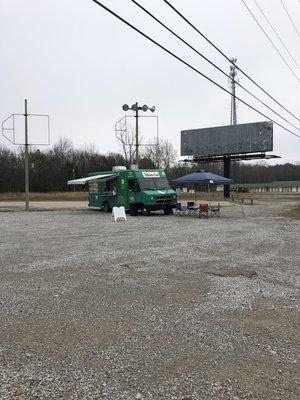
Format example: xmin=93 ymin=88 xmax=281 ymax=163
xmin=229 ymin=58 xmax=238 ymax=125
xmin=229 ymin=58 xmax=241 ymax=186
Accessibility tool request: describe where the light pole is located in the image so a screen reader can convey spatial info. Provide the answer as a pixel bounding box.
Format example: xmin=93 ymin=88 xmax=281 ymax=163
xmin=122 ymin=102 xmax=155 ymax=167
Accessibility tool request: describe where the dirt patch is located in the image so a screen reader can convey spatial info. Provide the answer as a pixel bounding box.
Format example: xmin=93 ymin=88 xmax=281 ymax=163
xmin=207 ymin=268 xmax=258 ymax=278
xmin=279 ymin=205 xmax=300 ymax=220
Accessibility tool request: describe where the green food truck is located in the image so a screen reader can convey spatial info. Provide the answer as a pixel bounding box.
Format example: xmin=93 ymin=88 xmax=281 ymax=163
xmin=68 ymin=166 xmax=177 ymax=216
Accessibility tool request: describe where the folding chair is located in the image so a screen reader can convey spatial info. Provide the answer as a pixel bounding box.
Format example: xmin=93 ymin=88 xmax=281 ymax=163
xmin=210 ymin=203 xmax=220 ymax=218
xmin=187 ymin=201 xmax=197 ymax=217
xmin=175 ymin=202 xmax=187 ymax=216
xmin=198 ymin=203 xmax=209 ymax=218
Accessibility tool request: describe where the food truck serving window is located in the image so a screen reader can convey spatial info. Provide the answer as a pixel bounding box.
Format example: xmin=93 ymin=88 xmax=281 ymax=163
xmin=104 ymin=178 xmax=117 ymax=195
xmin=128 ymin=179 xmax=140 ymax=192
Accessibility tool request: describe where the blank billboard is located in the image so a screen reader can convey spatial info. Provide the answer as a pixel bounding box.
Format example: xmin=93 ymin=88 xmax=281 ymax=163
xmin=181 ymin=121 xmax=273 ymax=157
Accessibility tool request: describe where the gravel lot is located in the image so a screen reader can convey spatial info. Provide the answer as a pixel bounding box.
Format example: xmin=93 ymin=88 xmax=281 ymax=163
xmin=0 ymin=199 xmax=299 ymax=399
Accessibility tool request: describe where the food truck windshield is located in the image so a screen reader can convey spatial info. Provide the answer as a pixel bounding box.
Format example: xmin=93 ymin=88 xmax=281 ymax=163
xmin=138 ymin=177 xmax=170 ymax=190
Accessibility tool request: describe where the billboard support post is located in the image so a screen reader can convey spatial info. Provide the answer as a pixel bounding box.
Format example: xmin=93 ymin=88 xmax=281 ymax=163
xmin=223 ymin=155 xmax=231 ymax=198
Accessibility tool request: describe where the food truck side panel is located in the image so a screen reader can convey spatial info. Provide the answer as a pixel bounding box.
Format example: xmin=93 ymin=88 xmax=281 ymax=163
xmin=88 ymin=171 xmax=129 ymax=210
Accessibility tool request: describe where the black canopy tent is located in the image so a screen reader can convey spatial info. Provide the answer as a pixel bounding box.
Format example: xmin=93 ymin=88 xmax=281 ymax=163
xmin=169 ymin=170 xmax=233 ymax=186
xmin=170 ymin=170 xmax=233 ymax=210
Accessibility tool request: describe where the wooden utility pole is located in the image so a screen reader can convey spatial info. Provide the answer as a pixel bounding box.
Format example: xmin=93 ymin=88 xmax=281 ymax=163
xmin=24 ymin=99 xmax=29 ymax=211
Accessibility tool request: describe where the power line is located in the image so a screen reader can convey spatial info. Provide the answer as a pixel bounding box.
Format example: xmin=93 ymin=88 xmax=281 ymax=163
xmin=241 ymin=0 xmax=300 ymax=82
xmin=130 ymin=0 xmax=300 ymax=131
xmin=280 ymin=0 xmax=300 ymax=41
xmin=252 ymin=0 xmax=299 ymax=69
xmin=162 ymin=0 xmax=300 ymax=123
xmin=89 ymin=0 xmax=300 ymax=139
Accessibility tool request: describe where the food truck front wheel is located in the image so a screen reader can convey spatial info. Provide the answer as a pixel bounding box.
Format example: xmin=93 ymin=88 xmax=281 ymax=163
xmin=103 ymin=201 xmax=111 ymax=213
xmin=141 ymin=207 xmax=151 ymax=216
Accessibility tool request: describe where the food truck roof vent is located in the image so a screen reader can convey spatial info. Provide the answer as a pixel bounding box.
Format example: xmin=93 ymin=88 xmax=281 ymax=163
xmin=130 ymin=164 xmax=138 ymax=170
xmin=112 ymin=166 xmax=127 ymax=171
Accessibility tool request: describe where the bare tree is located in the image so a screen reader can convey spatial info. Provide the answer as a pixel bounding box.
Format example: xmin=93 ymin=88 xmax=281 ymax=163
xmin=53 ymin=137 xmax=74 ymax=164
xmin=115 ymin=126 xmax=143 ymax=167
xmin=142 ymin=140 xmax=161 ymax=168
xmin=160 ymin=139 xmax=177 ymax=170
xmin=143 ymin=138 xmax=177 ymax=170
xmin=52 ymin=137 xmax=74 ymax=190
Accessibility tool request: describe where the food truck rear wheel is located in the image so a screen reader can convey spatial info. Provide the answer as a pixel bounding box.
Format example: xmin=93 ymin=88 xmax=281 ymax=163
xmin=103 ymin=202 xmax=110 ymax=213
xmin=141 ymin=208 xmax=151 ymax=216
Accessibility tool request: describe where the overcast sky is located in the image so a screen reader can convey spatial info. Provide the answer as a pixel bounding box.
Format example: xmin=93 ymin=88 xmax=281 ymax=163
xmin=1 ymin=0 xmax=299 ymax=164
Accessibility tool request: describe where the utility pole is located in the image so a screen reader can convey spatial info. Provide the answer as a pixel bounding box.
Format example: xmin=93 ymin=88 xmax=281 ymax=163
xmin=24 ymin=99 xmax=29 ymax=211
xmin=1 ymin=100 xmax=50 ymax=211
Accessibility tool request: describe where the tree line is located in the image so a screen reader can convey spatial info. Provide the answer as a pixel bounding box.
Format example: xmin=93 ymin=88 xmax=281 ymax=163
xmin=0 ymin=138 xmax=299 ymax=192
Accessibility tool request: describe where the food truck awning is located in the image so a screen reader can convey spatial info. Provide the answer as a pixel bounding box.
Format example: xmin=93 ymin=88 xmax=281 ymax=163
xmin=67 ymin=173 xmax=117 ymax=185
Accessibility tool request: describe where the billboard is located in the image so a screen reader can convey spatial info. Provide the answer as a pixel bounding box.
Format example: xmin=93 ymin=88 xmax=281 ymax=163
xmin=181 ymin=121 xmax=273 ymax=157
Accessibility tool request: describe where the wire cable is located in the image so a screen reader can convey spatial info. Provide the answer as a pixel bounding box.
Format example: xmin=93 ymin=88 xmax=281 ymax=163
xmin=162 ymin=0 xmax=300 ymax=123
xmin=280 ymin=0 xmax=300 ymax=41
xmin=131 ymin=0 xmax=300 ymax=131
xmin=89 ymin=0 xmax=300 ymax=139
xmin=241 ymin=0 xmax=300 ymax=82
xmin=252 ymin=0 xmax=299 ymax=69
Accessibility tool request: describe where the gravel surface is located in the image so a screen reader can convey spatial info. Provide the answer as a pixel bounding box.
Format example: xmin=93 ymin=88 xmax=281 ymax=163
xmin=0 ymin=201 xmax=87 ymax=211
xmin=0 ymin=199 xmax=299 ymax=399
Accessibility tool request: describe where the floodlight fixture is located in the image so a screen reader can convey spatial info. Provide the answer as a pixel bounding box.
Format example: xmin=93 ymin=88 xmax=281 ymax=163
xmin=122 ymin=104 xmax=129 ymax=112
